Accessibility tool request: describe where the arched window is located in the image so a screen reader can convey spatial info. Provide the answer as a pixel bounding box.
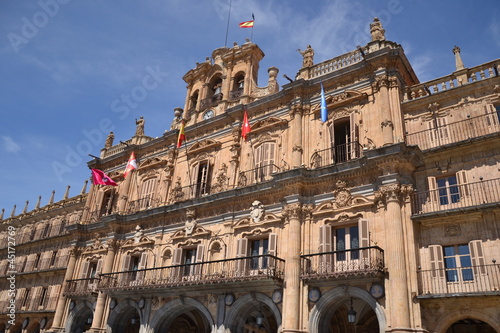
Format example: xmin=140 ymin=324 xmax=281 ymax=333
xmin=189 ymin=91 xmax=199 ymax=111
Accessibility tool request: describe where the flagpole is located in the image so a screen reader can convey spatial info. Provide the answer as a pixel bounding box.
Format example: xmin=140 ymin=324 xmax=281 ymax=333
xmin=250 ymin=13 xmax=255 ymax=42
xmin=224 ymin=0 xmax=232 ymax=47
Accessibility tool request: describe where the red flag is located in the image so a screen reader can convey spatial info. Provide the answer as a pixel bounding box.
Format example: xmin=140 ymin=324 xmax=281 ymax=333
xmin=91 ymin=169 xmax=117 ymax=186
xmin=242 ymin=109 xmax=251 ymax=139
xmin=177 ymin=121 xmax=186 ymax=148
xmin=124 ymin=152 xmax=137 ymax=177
xmin=239 ymin=20 xmax=254 ymax=28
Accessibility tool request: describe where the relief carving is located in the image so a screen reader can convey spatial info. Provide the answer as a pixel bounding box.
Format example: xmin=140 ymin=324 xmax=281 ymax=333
xmin=333 ymin=180 xmax=352 ymax=208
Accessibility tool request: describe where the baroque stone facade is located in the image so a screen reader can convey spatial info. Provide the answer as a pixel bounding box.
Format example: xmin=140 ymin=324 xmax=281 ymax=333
xmin=1 ymin=18 xmax=499 ymax=333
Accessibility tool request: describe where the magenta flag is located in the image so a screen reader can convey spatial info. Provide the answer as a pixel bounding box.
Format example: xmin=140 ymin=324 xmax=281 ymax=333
xmin=91 ymin=169 xmax=118 ymax=186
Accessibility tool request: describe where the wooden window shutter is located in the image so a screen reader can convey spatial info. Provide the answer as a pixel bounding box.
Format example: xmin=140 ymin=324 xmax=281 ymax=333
xmin=350 ymin=112 xmax=359 ymax=158
xmin=429 ymin=245 xmax=444 ymax=278
xmin=96 ymin=259 xmax=103 ymax=276
xmin=236 ymin=238 xmax=249 ymax=274
xmin=319 ymin=224 xmax=332 ymax=253
xmin=80 ymin=261 xmax=90 ymax=279
xmin=469 ymin=240 xmax=486 ymax=275
xmin=427 ymin=176 xmax=438 ymax=204
xmin=121 ymin=255 xmax=131 ymax=272
xmin=136 ymin=252 xmax=148 ymax=281
xmin=194 ymin=244 xmax=205 ymax=276
xmin=28 ymin=286 xmax=42 ymax=311
xmin=171 ymin=248 xmax=183 ymax=279
xmin=268 ymin=233 xmax=278 ymax=268
xmin=456 ymin=170 xmax=469 ymax=197
xmin=359 ymin=219 xmax=369 ymax=260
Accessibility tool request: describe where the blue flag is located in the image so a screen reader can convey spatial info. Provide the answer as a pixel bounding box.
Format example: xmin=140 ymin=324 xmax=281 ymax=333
xmin=320 ymin=82 xmax=328 ymax=122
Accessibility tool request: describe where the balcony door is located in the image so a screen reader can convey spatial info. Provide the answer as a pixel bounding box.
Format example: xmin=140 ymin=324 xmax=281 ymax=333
xmin=329 ymin=113 xmax=359 ymax=163
xmin=236 ymin=234 xmax=277 ymax=275
xmin=172 ymin=244 xmax=205 ymax=280
xmin=319 ymin=220 xmax=369 ymax=274
xmin=255 ymin=142 xmax=276 ymax=182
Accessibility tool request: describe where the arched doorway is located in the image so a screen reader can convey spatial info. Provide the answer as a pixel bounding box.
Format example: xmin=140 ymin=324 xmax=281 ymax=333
xmin=66 ymin=302 xmax=93 ymax=333
xmin=309 ymin=286 xmax=386 ymax=333
xmin=108 ymin=305 xmax=140 ymax=333
xmin=151 ymin=297 xmax=214 ymax=333
xmin=224 ymin=293 xmax=282 ymax=333
xmin=445 ymin=318 xmax=496 ymax=333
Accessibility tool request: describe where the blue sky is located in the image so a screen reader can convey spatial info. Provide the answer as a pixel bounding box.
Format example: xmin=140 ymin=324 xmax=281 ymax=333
xmin=1 ymin=0 xmax=499 ymax=215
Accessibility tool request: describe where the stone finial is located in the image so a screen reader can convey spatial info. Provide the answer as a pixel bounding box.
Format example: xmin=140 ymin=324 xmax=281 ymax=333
xmin=35 ymin=196 xmax=41 ymax=209
xmin=48 ymin=190 xmax=55 ymax=205
xmin=80 ymin=180 xmax=88 ymax=195
xmin=10 ymin=205 xmax=16 ymax=218
xmin=370 ymin=17 xmax=386 ymax=41
xmin=63 ymin=185 xmax=71 ymax=200
xmin=22 ymin=201 xmax=29 ymax=214
xmin=170 ymin=108 xmax=184 ymax=130
xmin=453 ymin=45 xmax=465 ymax=71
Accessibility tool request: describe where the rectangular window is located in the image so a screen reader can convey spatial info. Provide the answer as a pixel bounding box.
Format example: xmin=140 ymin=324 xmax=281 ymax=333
xmin=140 ymin=178 xmax=157 ymax=209
xmin=255 ymin=142 xmax=276 ymax=182
xmin=436 ymin=175 xmax=460 ymax=205
xmin=335 ymin=226 xmax=359 ymax=261
xmin=443 ymin=244 xmax=474 ymax=282
xmin=250 ymin=238 xmax=269 ymax=269
xmin=195 ymin=161 xmax=211 ymax=197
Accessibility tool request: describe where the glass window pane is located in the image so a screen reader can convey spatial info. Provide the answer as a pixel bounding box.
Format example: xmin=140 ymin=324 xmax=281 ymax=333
xmin=437 ymin=178 xmax=447 ymax=188
xmin=446 ymin=270 xmax=458 ymax=282
xmin=461 ymin=268 xmax=474 ymax=281
xmin=350 ymin=226 xmax=359 ymax=249
xmin=444 ymin=257 xmax=456 ymax=269
xmin=458 ymin=244 xmax=470 ymax=255
xmin=447 ymin=176 xmax=457 ymax=186
xmin=460 ymin=256 xmax=472 ymax=268
xmin=443 ymin=246 xmax=456 ymax=257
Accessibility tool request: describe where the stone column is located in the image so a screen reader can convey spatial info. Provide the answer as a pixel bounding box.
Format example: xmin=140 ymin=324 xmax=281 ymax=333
xmin=374 ymin=75 xmax=394 ymax=146
xmin=289 ymin=103 xmax=304 ymax=168
xmin=89 ymin=240 xmax=119 ymax=331
xmin=376 ymin=183 xmax=413 ymax=331
xmin=50 ymin=247 xmax=80 ymax=330
xmin=281 ymin=203 xmax=302 ymax=332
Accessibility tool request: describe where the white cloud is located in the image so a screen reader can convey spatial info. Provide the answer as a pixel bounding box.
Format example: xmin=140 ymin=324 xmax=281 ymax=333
xmin=1 ymin=136 xmax=21 ymax=153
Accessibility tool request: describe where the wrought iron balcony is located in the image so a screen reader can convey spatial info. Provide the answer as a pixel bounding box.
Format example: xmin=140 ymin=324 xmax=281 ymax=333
xmin=236 ymin=164 xmax=280 ymax=187
xmin=417 ymin=264 xmax=500 ymax=298
xmin=98 ymin=255 xmax=285 ymax=293
xmin=309 ymin=141 xmax=363 ymax=169
xmin=300 ymin=246 xmax=385 ymax=281
xmin=64 ymin=278 xmax=100 ymax=297
xmin=126 ymin=195 xmax=161 ymax=214
xmin=411 ymin=178 xmax=500 ymax=216
xmin=169 ymin=181 xmax=211 ymax=203
xmin=405 ymin=112 xmax=500 ymax=151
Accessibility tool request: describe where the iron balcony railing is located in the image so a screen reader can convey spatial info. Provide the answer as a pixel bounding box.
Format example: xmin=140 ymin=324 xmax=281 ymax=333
xmin=405 ymin=112 xmax=500 ymax=151
xmin=169 ymin=181 xmax=211 ymax=203
xmin=411 ymin=178 xmax=500 ymax=216
xmin=417 ymin=264 xmax=500 ymax=297
xmin=64 ymin=277 xmax=100 ymax=297
xmin=98 ymin=255 xmax=285 ymax=291
xmin=236 ymin=164 xmax=280 ymax=187
xmin=300 ymin=246 xmax=385 ymax=280
xmin=126 ymin=195 xmax=161 ymax=214
xmin=309 ymin=141 xmax=363 ymax=168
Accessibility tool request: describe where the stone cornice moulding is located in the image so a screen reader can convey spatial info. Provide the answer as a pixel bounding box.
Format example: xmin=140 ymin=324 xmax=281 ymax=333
xmin=171 ymin=225 xmax=211 ymax=241
xmin=248 ymin=117 xmax=288 ymax=136
xmin=233 ymin=212 xmax=281 ymax=231
xmin=121 ymin=236 xmax=155 ymax=249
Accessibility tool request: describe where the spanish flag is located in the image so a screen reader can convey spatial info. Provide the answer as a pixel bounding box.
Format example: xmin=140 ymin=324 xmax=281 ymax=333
xmin=239 ymin=20 xmax=254 ymax=28
xmin=177 ymin=121 xmax=186 ymax=148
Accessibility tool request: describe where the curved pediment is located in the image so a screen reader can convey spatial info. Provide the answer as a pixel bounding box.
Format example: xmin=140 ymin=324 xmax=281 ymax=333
xmin=187 ymin=139 xmax=221 ymax=156
xmin=249 ymin=117 xmax=288 ymax=135
xmin=171 ymin=225 xmax=211 ymax=240
xmin=241 ymin=227 xmax=273 ymax=238
xmin=121 ymin=236 xmax=155 ymax=248
xmin=233 ymin=212 xmax=281 ymax=230
xmin=139 ymin=156 xmax=166 ymax=170
xmin=323 ymin=212 xmax=363 ymax=224
xmin=312 ymin=89 xmax=368 ymax=115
